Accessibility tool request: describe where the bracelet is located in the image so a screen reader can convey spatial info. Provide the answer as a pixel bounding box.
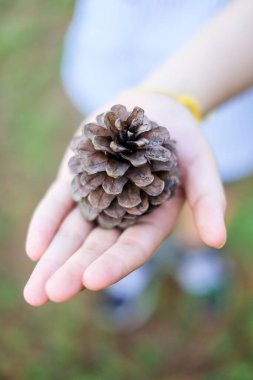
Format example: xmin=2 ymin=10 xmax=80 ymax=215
xmin=126 ymin=86 xmax=203 ymax=123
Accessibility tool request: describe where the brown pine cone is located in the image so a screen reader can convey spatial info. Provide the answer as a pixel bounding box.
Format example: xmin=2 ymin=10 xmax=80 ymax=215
xmin=68 ymin=105 xmax=180 ymax=229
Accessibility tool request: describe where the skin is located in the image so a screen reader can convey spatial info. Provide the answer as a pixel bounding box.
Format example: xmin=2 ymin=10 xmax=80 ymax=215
xmin=144 ymin=0 xmax=253 ymax=115
xmin=24 ymin=0 xmax=253 ymax=306
xmin=24 ymin=93 xmax=226 ymax=306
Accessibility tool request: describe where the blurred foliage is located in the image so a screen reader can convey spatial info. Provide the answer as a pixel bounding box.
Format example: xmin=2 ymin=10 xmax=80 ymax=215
xmin=0 ymin=1 xmax=253 ymax=379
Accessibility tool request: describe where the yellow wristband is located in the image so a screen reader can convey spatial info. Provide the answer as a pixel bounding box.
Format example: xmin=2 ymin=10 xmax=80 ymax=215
xmin=127 ymin=86 xmax=203 ymax=123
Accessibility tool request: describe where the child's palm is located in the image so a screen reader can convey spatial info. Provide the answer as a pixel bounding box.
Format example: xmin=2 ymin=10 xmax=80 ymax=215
xmin=24 ymin=93 xmax=226 ymax=306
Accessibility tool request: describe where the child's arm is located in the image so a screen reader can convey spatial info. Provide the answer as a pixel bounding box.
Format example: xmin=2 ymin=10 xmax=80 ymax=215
xmin=143 ymin=0 xmax=253 ymax=115
xmin=23 ymin=0 xmax=253 ymax=306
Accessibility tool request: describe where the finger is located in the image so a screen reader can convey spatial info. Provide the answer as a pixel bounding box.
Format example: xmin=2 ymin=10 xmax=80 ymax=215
xmin=26 ymin=179 xmax=74 ymax=261
xmin=23 ymin=208 xmax=92 ymax=306
xmin=45 ymin=227 xmax=120 ymax=303
xmin=83 ymin=194 xmax=184 ymax=290
xmin=182 ymin=139 xmax=226 ymax=248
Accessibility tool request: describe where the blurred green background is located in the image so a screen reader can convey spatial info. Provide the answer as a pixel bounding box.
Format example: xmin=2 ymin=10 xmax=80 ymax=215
xmin=1 ymin=1 xmax=253 ymax=379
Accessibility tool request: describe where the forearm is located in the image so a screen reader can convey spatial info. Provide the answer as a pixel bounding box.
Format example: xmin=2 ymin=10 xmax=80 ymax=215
xmin=143 ymin=0 xmax=253 ymax=116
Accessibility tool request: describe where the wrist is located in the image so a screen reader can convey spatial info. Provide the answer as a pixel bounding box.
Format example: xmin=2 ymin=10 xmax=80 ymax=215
xmin=86 ymin=90 xmax=199 ymax=132
xmin=113 ymin=90 xmax=199 ymax=131
xmin=124 ymin=86 xmax=203 ymax=123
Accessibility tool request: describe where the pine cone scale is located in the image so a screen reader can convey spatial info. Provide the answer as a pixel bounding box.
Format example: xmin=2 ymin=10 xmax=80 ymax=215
xmin=145 ymin=146 xmax=171 ymax=162
xmin=126 ymin=194 xmax=149 ymax=216
xmin=117 ymin=182 xmax=142 ymax=208
xmin=121 ymin=151 xmax=147 ymax=167
xmin=127 ymin=165 xmax=154 ymax=187
xmin=83 ymin=123 xmax=110 ymax=140
xmin=104 ymin=200 xmax=126 ymax=218
xmin=142 ymin=175 xmax=165 ymax=196
xmin=88 ymin=187 xmax=115 ymax=210
xmin=102 ymin=176 xmax=128 ymax=195
xmin=83 ymin=152 xmax=108 ymax=174
xmin=79 ymin=198 xmax=100 ymax=221
xmin=106 ymin=157 xmax=130 ymax=178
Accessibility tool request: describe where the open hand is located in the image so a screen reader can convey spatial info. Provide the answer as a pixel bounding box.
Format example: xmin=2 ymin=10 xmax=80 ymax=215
xmin=24 ymin=92 xmax=226 ymax=306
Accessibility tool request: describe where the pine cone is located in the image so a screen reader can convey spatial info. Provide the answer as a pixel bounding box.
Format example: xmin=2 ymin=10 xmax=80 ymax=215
xmin=68 ymin=105 xmax=180 ymax=229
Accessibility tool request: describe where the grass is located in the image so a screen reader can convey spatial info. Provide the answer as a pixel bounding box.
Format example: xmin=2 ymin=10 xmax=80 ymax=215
xmin=1 ymin=1 xmax=253 ymax=379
